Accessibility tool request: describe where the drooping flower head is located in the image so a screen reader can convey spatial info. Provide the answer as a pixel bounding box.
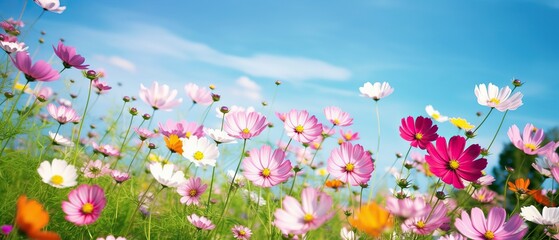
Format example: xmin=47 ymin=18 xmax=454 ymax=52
xmin=139 ymin=81 xmax=182 ymax=111
xmin=324 ymin=106 xmax=353 ymax=127
xmin=449 ymin=118 xmax=474 ymax=131
xmin=349 ymin=202 xmax=393 ymax=238
xmin=242 ymin=145 xmax=292 ymax=187
xmin=359 ymin=81 xmax=394 ymax=101
xmin=425 ymin=105 xmax=448 ymax=122
xmin=177 ymin=177 xmax=207 ymax=206
xmin=455 ymin=207 xmax=527 ymax=239
xmin=92 ymin=79 xmax=111 ymax=94
xmin=185 ymin=83 xmax=213 ymax=106
xmin=273 ymin=188 xmax=333 ymax=235
xmin=327 ymin=142 xmax=374 ymax=186
xmin=34 ymin=0 xmax=66 ymax=13
xmin=16 ymin=195 xmax=61 ymax=240
xmin=284 ymin=109 xmax=323 ymax=143
xmin=181 ymin=136 xmax=219 ymax=167
xmin=53 ymin=42 xmax=89 ymax=69
xmin=399 ymin=116 xmax=439 ymax=150
xmin=37 ymin=159 xmax=77 ymax=188
xmin=224 ymin=110 xmax=267 ymax=139
xmin=231 ymin=225 xmax=252 ymax=240
xmin=149 ymin=162 xmax=186 ymax=188
xmin=187 ymin=214 xmax=215 ymax=230
xmin=47 ymin=103 xmax=80 ymax=125
xmin=474 ymin=83 xmax=523 ymax=111
xmin=159 ymin=119 xmax=203 ymax=138
xmin=508 ymin=123 xmax=555 ymax=155
xmin=11 ymin=51 xmax=59 ymax=82
xmin=425 ymin=136 xmax=487 ymax=189
xmin=62 ymin=184 xmax=107 ymax=226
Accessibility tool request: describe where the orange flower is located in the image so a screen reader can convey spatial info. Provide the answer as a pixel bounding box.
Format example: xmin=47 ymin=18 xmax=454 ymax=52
xmin=349 ymin=202 xmax=393 ymax=237
xmin=528 ymin=190 xmax=555 ymax=207
xmin=507 ymin=178 xmax=530 ymax=194
xmin=325 ymin=179 xmax=343 ymax=190
xmin=16 ymin=195 xmax=60 ymax=240
xmin=164 ymin=134 xmax=183 ymax=154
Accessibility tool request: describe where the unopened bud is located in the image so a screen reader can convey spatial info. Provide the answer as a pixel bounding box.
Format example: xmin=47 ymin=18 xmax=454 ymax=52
xmin=90 ymin=124 xmax=96 ymax=129
xmin=123 ymin=96 xmax=130 ymax=102
xmin=4 ymin=92 xmax=14 ymax=99
xmin=436 ymin=191 xmax=447 ymax=200
xmin=261 ymin=101 xmax=268 ymax=106
xmin=275 ymin=80 xmax=281 ymax=85
xmin=70 ymin=93 xmax=78 ymax=99
xmin=396 ymin=152 xmax=402 ymax=158
xmin=267 ymin=122 xmax=274 ymax=128
xmin=131 ymin=96 xmax=137 ymax=101
xmin=465 ymin=130 xmax=476 ymax=139
xmin=129 ymin=107 xmax=138 ymax=116
xmin=397 ymin=178 xmax=409 ymax=189
xmin=83 ymin=70 xmax=98 ymax=80
xmin=360 ymin=183 xmax=369 ymax=189
xmin=37 ymin=95 xmax=47 ymax=102
xmin=343 ymin=210 xmax=352 ymax=217
xmin=148 ymin=143 xmax=156 ymax=149
xmin=404 ymin=162 xmax=413 ymax=170
xmin=476 ymin=111 xmax=482 ymax=117
xmin=38 ymin=38 xmax=44 ymax=44
xmin=480 ymin=148 xmax=490 ymax=156
xmin=212 ymin=93 xmax=220 ymax=102
xmin=505 ymin=166 xmax=515 ymax=173
xmin=142 ymin=113 xmax=151 ymax=120
xmin=293 ymin=166 xmax=303 ymax=173
xmin=512 ymin=79 xmax=523 ymax=87
xmin=209 ymin=84 xmax=215 ymax=90
xmin=220 ymin=106 xmax=229 ymax=114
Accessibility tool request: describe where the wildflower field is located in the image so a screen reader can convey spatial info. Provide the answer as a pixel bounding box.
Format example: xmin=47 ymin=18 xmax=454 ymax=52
xmin=1 ymin=1 xmax=559 ymax=240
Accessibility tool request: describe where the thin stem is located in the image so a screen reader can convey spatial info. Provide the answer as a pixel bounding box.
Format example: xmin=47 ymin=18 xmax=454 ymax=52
xmin=99 ymin=101 xmax=127 ymax=143
xmin=206 ymin=165 xmax=216 ymax=213
xmin=288 ymin=170 xmax=298 ymax=196
xmin=113 ymin=115 xmax=136 ymax=168
xmin=359 ymin=185 xmax=365 ymax=210
xmin=375 ymin=101 xmax=381 ymax=156
xmin=20 ymin=10 xmax=45 ymax=39
xmin=217 ymin=139 xmax=247 ymax=229
xmin=147 ymin=108 xmax=156 ymax=129
xmin=51 ymin=123 xmax=62 ymax=144
xmin=283 ymin=138 xmax=293 ymax=152
xmin=487 ymin=110 xmax=509 ymax=152
xmin=73 ymin=80 xmax=93 ymax=163
xmin=199 ymin=102 xmax=214 ymax=125
xmin=472 ymin=107 xmax=494 ymax=134
xmin=309 ymin=124 xmax=336 ymax=166
xmin=126 ymin=141 xmax=144 ymax=173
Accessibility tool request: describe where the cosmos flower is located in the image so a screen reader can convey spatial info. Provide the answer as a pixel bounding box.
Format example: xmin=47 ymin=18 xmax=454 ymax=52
xmin=110 ymin=170 xmax=130 ymax=184
xmin=242 ymin=145 xmax=292 ymax=187
xmin=224 ymin=110 xmax=267 ymax=139
xmin=327 ymin=142 xmax=374 ymax=186
xmin=16 ymin=195 xmax=60 ymax=240
xmin=81 ymin=160 xmax=111 ymax=178
xmin=359 ymin=81 xmax=394 ymax=101
xmin=49 ymin=131 xmax=74 ymax=147
xmin=0 ymin=40 xmax=27 ymax=53
xmin=399 ymin=116 xmax=439 ymax=150
xmin=164 ymin=134 xmax=184 ymax=154
xmin=425 ymin=105 xmax=448 ymax=122
xmin=349 ymin=202 xmax=393 ymax=238
xmin=62 ymin=184 xmax=107 ymax=226
xmin=508 ymin=178 xmax=531 ymax=194
xmin=273 ymin=188 xmax=333 ymax=235
xmin=508 ymin=123 xmax=556 ymax=155
xmin=474 ymin=83 xmax=523 ymax=111
xmin=455 ymin=207 xmax=527 ymax=240
xmin=37 ymin=159 xmax=77 ymax=188
xmin=340 ymin=227 xmax=358 ymax=240
xmin=438 ymin=233 xmax=466 ymax=240
xmin=402 ymin=203 xmax=449 ymax=235
xmin=11 ymin=51 xmax=59 ymax=82
xmin=149 ymin=162 xmax=186 ymax=188
xmin=139 ymin=81 xmax=182 ymax=111
xmin=177 ymin=177 xmax=207 ymax=206
xmin=339 ymin=129 xmax=360 ymax=142
xmin=324 ymin=106 xmax=353 ymax=127
xmin=385 ymin=196 xmax=430 ymax=219
xmin=185 ymin=83 xmax=213 ymax=106
xmin=241 ymin=189 xmax=266 ymax=206
xmin=181 ymin=136 xmax=219 ymax=167
xmin=91 ymin=142 xmax=120 ymax=157
xmin=203 ymin=128 xmax=237 ymax=144
xmin=159 ymin=119 xmax=203 ymax=138
xmin=35 ymin=86 xmax=53 ymax=100
xmin=449 ymin=118 xmax=474 ymax=131
xmin=134 ymin=127 xmax=157 ymax=141
xmin=520 ymin=206 xmax=559 ymax=225
xmin=34 ymin=0 xmax=66 ymax=13
xmin=187 ymin=214 xmax=215 ymax=230
xmin=53 ymin=42 xmax=88 ymax=69
xmin=47 ymin=103 xmax=80 ymax=124
xmin=425 ymin=136 xmax=487 ymax=189
xmin=92 ymin=79 xmax=111 ymax=94
xmin=96 ymin=236 xmax=126 ymax=240
xmin=472 ymin=188 xmax=497 ymax=203
xmin=284 ymin=109 xmax=323 ymax=144
xmin=231 ymin=225 xmax=252 ymax=240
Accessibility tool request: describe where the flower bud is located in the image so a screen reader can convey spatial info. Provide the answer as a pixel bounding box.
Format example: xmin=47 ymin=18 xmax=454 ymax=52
xmin=343 ymin=210 xmax=352 ymax=217
xmin=90 ymin=124 xmax=96 ymax=129
xmin=37 ymin=95 xmax=47 ymax=103
xmin=209 ymin=84 xmax=216 ymax=90
xmin=512 ymin=79 xmax=523 ymax=87
xmin=275 ymin=80 xmax=281 ymax=86
xmin=142 ymin=113 xmax=151 ymax=120
xmin=396 ymin=152 xmax=402 ymax=158
xmin=267 ymin=122 xmax=274 ymax=128
xmin=404 ymin=162 xmax=413 ymax=170
xmin=360 ymin=183 xmax=369 ymax=189
xmin=397 ymin=178 xmax=409 ymax=189
xmin=293 ymin=166 xmax=303 ymax=173
xmin=436 ymin=191 xmax=447 ymax=200
xmin=38 ymin=38 xmax=44 ymax=44
xmin=480 ymin=148 xmax=490 ymax=156
xmin=505 ymin=166 xmax=515 ymax=173
xmin=131 ymin=96 xmax=137 ymax=101
xmin=84 ymin=70 xmax=98 ymax=80
xmin=70 ymin=93 xmax=78 ymax=99
xmin=261 ymin=101 xmax=268 ymax=106
xmin=129 ymin=107 xmax=138 ymax=116
xmin=212 ymin=93 xmax=220 ymax=102
xmin=465 ymin=130 xmax=476 ymax=139
xmin=476 ymin=111 xmax=482 ymax=117
xmin=148 ymin=143 xmax=156 ymax=149
xmin=123 ymin=96 xmax=131 ymax=102
xmin=220 ymin=106 xmax=229 ymax=114
xmin=4 ymin=92 xmax=14 ymax=99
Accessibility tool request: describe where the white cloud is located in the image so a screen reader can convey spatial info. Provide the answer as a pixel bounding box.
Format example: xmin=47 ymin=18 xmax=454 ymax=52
xmin=233 ymin=76 xmax=262 ymax=101
xmin=93 ymin=55 xmax=136 ymax=72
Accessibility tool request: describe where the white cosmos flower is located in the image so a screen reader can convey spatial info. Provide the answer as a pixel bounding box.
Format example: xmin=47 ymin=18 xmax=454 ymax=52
xmin=241 ymin=189 xmax=266 ymax=206
xmin=149 ymin=162 xmax=186 ymax=188
xmin=203 ymin=128 xmax=237 ymax=144
xmin=474 ymin=83 xmax=523 ymax=112
xmin=227 ymin=170 xmax=246 ymax=188
xmin=340 ymin=227 xmax=359 ymax=240
xmin=425 ymin=105 xmax=448 ymax=122
xmin=33 ymin=0 xmax=66 ymax=13
xmin=49 ymin=131 xmax=75 ymax=147
xmin=0 ymin=41 xmax=28 ymax=53
xmin=182 ymin=136 xmax=219 ymax=167
xmin=359 ymin=82 xmax=394 ymax=101
xmin=37 ymin=159 xmax=77 ymax=188
xmin=521 ymin=206 xmax=559 ymax=225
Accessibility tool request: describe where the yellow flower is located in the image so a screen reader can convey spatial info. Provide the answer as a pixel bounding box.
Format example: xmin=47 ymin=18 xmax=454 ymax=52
xmin=148 ymin=154 xmax=168 ymax=164
xmin=315 ymin=168 xmax=328 ymax=176
xmin=349 ymin=202 xmax=393 ymax=237
xmin=449 ymin=117 xmax=474 ymax=131
xmin=14 ymin=82 xmax=32 ymax=94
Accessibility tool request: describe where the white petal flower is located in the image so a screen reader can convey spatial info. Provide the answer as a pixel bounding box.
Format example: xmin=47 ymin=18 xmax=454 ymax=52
xmin=340 ymin=227 xmax=359 ymax=240
xmin=474 ymin=83 xmax=523 ymax=112
xmin=37 ymin=159 xmax=78 ymax=188
xmin=149 ymin=162 xmax=186 ymax=188
xmin=425 ymin=105 xmax=448 ymax=122
xmin=521 ymin=205 xmax=559 ymax=225
xmin=241 ymin=189 xmax=266 ymax=206
xmin=203 ymin=128 xmax=237 ymax=144
xmin=182 ymin=136 xmax=219 ymax=167
xmin=359 ymin=82 xmax=394 ymax=101
xmin=33 ymin=0 xmax=66 ymax=13
xmin=0 ymin=41 xmax=28 ymax=53
xmin=49 ymin=131 xmax=75 ymax=147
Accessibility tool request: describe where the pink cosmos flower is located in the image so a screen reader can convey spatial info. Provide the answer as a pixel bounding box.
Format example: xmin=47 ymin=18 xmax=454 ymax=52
xmin=134 ymin=127 xmax=157 ymax=141
xmin=139 ymin=81 xmax=183 ymax=111
xmin=327 ymin=142 xmax=374 ymax=186
xmin=273 ymin=188 xmax=333 ymax=235
xmin=53 ymin=42 xmax=88 ymax=69
xmin=158 ymin=119 xmax=203 ymax=138
xmin=177 ymin=177 xmax=207 ymax=206
xmin=224 ymin=110 xmax=267 ymax=139
xmin=34 ymin=0 xmax=66 ymax=13
xmin=185 ymin=83 xmax=213 ymax=106
xmin=62 ymin=184 xmax=107 ymax=225
xmin=231 ymin=225 xmax=252 ymax=240
xmin=507 ymin=123 xmax=556 ymax=155
xmin=385 ymin=196 xmax=430 ymax=219
xmin=187 ymin=214 xmax=215 ymax=230
xmin=284 ymin=109 xmax=323 ymax=144
xmin=35 ymin=86 xmax=53 ymax=100
xmin=455 ymin=207 xmax=527 ymax=239
xmin=339 ymin=129 xmax=360 ymax=142
xmin=92 ymin=142 xmax=120 ymax=157
xmin=47 ymin=103 xmax=80 ymax=124
xmin=439 ymin=233 xmax=466 ymax=240
xmin=92 ymin=79 xmax=111 ymax=94
xmin=425 ymin=136 xmax=487 ymax=189
xmin=399 ymin=116 xmax=439 ymax=150
xmin=81 ymin=160 xmax=111 ymax=178
xmin=242 ymin=145 xmax=292 ymax=187
xmin=96 ymin=235 xmax=126 ymax=240
xmin=474 ymin=83 xmax=523 ymax=112
xmin=472 ymin=188 xmax=497 ymax=203
xmin=11 ymin=51 xmax=59 ymax=82
xmin=110 ymin=170 xmax=130 ymax=184
xmin=402 ymin=203 xmax=449 ymax=235
xmin=275 ymin=112 xmax=287 ymax=122
xmin=324 ymin=106 xmax=353 ymax=127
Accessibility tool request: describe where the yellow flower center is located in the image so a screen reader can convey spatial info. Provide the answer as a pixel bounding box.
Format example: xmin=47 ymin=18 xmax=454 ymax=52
xmin=414 ymin=133 xmax=423 ymax=140
xmin=185 ymin=131 xmax=192 ymax=138
xmin=303 ymin=213 xmax=314 ymax=222
xmin=344 ymin=134 xmax=352 ymax=141
xmin=449 ymin=160 xmax=460 ymax=170
xmin=478 ymin=194 xmax=485 ymax=201
xmin=295 ymin=125 xmax=304 ymax=133
xmin=82 ymin=203 xmax=94 ymax=214
xmin=333 ymin=119 xmax=340 ymax=125
xmin=193 ymin=151 xmax=204 ymax=161
xmin=239 ymin=230 xmax=246 ymax=236
xmin=484 ymin=230 xmax=495 ymax=239
xmin=525 ymin=143 xmax=537 ymax=151
xmin=50 ymin=175 xmax=64 ymax=185
xmin=345 ymin=163 xmax=354 ymax=172
xmin=489 ymin=98 xmax=500 ymax=105
xmin=416 ymin=220 xmax=426 ymax=229
xmin=262 ymin=168 xmax=271 ymax=177
xmin=432 ymin=113 xmax=440 ymax=120
xmin=189 ymin=189 xmax=197 ymax=196
xmin=242 ymin=128 xmax=250 ymax=134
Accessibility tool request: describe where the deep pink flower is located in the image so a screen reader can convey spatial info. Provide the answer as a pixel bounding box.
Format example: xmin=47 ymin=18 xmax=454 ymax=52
xmin=53 ymin=42 xmax=88 ymax=69
xmin=177 ymin=177 xmax=207 ymax=206
xmin=324 ymin=106 xmax=353 ymax=127
xmin=92 ymin=79 xmax=111 ymax=94
xmin=242 ymin=145 xmax=292 ymax=187
xmin=327 ymin=142 xmax=374 ymax=186
xmin=11 ymin=51 xmax=59 ymax=82
xmin=273 ymin=188 xmax=333 ymax=235
xmin=139 ymin=81 xmax=182 ymax=111
xmin=185 ymin=83 xmax=213 ymax=106
xmin=275 ymin=112 xmax=287 ymax=122
xmin=187 ymin=214 xmax=215 ymax=230
xmin=284 ymin=109 xmax=323 ymax=143
xmin=158 ymin=119 xmax=203 ymax=138
xmin=402 ymin=203 xmax=449 ymax=235
xmin=399 ymin=116 xmax=439 ymax=150
xmin=425 ymin=136 xmax=487 ymax=189
xmin=231 ymin=225 xmax=252 ymax=240
xmin=455 ymin=207 xmax=527 ymax=239
xmin=92 ymin=142 xmax=120 ymax=157
xmin=62 ymin=184 xmax=107 ymax=225
xmin=224 ymin=110 xmax=267 ymax=139
xmin=508 ymin=123 xmax=556 ymax=155
xmin=47 ymin=103 xmax=80 ymax=124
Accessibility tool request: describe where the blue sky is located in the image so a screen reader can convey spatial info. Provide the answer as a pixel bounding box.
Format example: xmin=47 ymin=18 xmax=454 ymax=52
xmin=2 ymin=0 xmax=558 ymax=191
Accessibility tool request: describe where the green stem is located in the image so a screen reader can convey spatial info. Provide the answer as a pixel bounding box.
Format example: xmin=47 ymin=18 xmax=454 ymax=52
xmin=205 ymin=165 xmax=216 ymax=213
xmin=73 ymin=80 xmax=93 ymax=163
xmin=375 ymin=101 xmax=381 ymax=156
xmin=487 ymin=110 xmax=509 ymax=152
xmin=288 ymin=170 xmax=298 ymax=196
xmin=126 ymin=141 xmax=144 ymax=173
xmin=199 ymin=102 xmax=214 ymax=125
xmin=99 ymin=101 xmax=127 ymax=143
xmin=113 ymin=115 xmax=136 ymax=168
xmin=472 ymin=107 xmax=494 ymax=134
xmin=217 ymin=139 xmax=247 ymax=229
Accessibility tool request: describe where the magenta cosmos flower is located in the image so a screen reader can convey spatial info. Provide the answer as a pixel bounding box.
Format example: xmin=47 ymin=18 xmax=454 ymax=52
xmin=327 ymin=142 xmax=374 ymax=186
xmin=47 ymin=103 xmax=80 ymax=125
xmin=455 ymin=207 xmax=527 ymax=239
xmin=324 ymin=106 xmax=353 ymax=127
xmin=62 ymin=184 xmax=107 ymax=226
xmin=231 ymin=225 xmax=252 ymax=240
xmin=139 ymin=81 xmax=183 ymax=111
xmin=185 ymin=83 xmax=213 ymax=106
xmin=177 ymin=177 xmax=207 ymax=206
xmin=284 ymin=109 xmax=323 ymax=143
xmin=187 ymin=214 xmax=215 ymax=230
xmin=399 ymin=116 xmax=439 ymax=150
xmin=53 ymin=42 xmax=89 ymax=69
xmin=508 ymin=123 xmax=555 ymax=155
xmin=242 ymin=145 xmax=292 ymax=187
xmin=273 ymin=188 xmax=333 ymax=235
xmin=11 ymin=51 xmax=59 ymax=82
xmin=159 ymin=119 xmax=203 ymax=138
xmin=425 ymin=136 xmax=487 ymax=189
xmin=224 ymin=110 xmax=267 ymax=139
